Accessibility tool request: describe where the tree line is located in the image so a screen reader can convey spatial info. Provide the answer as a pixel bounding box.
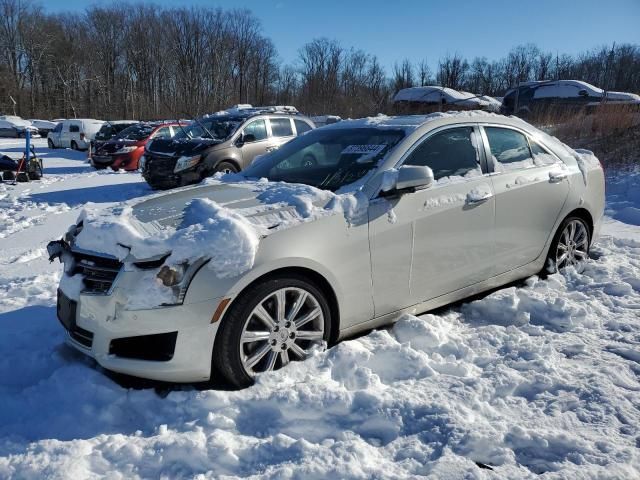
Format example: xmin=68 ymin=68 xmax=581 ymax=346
xmin=1 ymin=0 xmax=639 ymax=120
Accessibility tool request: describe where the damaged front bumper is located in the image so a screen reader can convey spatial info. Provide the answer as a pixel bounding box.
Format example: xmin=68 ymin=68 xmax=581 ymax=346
xmin=47 ymin=239 xmax=224 ymax=382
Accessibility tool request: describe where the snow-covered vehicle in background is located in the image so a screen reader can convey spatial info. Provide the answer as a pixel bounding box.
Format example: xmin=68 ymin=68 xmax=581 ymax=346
xmin=393 ymin=86 xmax=502 ymax=113
xmin=0 ymin=116 xmax=39 ymax=138
xmin=47 ymin=118 xmax=105 ymax=150
xmin=501 ymin=80 xmax=640 ymax=115
xmin=48 ymin=112 xmax=604 ymax=388
xmin=28 ymin=119 xmax=58 ymax=137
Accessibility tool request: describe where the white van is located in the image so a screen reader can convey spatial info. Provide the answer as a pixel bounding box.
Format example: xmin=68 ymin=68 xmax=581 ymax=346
xmin=47 ymin=119 xmax=104 ymax=150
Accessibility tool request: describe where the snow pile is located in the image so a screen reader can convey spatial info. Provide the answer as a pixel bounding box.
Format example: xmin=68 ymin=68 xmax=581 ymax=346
xmin=75 ymin=198 xmax=262 ymax=280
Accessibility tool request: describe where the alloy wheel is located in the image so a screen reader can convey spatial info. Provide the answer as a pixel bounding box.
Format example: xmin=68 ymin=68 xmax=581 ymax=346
xmin=555 ymin=219 xmax=589 ymax=270
xmin=239 ymin=287 xmax=324 ymax=376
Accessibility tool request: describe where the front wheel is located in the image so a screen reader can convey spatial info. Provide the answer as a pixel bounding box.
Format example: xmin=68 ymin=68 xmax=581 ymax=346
xmin=546 ymin=217 xmax=590 ymax=273
xmin=215 ymin=161 xmax=238 ymax=175
xmin=213 ymin=274 xmax=332 ymax=388
xmin=47 ymin=139 xmax=55 ymax=149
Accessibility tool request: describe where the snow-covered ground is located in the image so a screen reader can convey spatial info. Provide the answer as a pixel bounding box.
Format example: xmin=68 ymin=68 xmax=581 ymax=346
xmin=0 ymin=139 xmax=639 ymax=479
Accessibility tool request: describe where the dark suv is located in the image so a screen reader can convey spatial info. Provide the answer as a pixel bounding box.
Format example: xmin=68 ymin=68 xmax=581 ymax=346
xmin=140 ymin=106 xmax=315 ymax=190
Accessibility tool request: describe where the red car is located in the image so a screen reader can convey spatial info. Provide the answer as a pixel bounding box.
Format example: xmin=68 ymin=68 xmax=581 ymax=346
xmin=91 ymin=122 xmax=186 ymax=171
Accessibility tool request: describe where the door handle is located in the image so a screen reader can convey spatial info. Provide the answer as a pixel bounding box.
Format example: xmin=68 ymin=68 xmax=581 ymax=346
xmin=549 ymin=171 xmax=568 ymax=183
xmin=466 ymin=193 xmax=493 ymax=205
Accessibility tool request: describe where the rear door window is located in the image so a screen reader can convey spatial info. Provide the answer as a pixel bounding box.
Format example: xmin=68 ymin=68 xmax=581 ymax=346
xmin=404 ymin=126 xmax=482 ymax=181
xmin=69 ymin=124 xmax=80 ymax=133
xmin=270 ymin=118 xmax=293 ymax=137
xmin=484 ymin=127 xmax=534 ymax=171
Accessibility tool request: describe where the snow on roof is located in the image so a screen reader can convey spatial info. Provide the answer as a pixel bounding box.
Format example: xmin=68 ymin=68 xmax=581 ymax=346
xmin=323 ymin=110 xmax=507 ymax=133
xmin=393 ymin=86 xmax=496 ymax=108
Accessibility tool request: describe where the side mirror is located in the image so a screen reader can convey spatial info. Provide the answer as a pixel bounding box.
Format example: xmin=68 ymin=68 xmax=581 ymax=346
xmin=382 ymin=165 xmax=434 ymax=196
xmin=578 ymin=89 xmax=589 ymax=97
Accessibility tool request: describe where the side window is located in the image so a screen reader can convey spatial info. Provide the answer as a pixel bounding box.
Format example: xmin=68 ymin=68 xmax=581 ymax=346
xmin=69 ymin=124 xmax=80 ymax=133
xmin=404 ymin=127 xmax=481 ymax=181
xmin=242 ymin=119 xmax=267 ymax=142
xmin=294 ymin=119 xmax=312 ymax=135
xmin=530 ymin=140 xmax=557 ymax=166
xmin=270 ymin=118 xmax=293 ymax=137
xmin=484 ymin=127 xmax=534 ymax=171
xmin=153 ymin=127 xmax=171 ymax=139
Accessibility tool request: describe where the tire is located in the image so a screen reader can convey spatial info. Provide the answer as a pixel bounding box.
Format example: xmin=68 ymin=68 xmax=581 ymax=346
xmin=215 ymin=161 xmax=238 ymax=175
xmin=545 ymin=216 xmax=590 ymax=274
xmin=70 ymin=140 xmax=78 ymax=150
xmin=213 ymin=274 xmax=332 ymax=388
xmin=47 ymin=139 xmax=55 ymax=149
xmin=2 ymin=171 xmax=15 ymax=181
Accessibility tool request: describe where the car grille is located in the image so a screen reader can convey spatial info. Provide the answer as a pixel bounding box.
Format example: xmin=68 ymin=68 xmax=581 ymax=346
xmin=144 ymin=154 xmax=177 ymax=175
xmin=71 ymin=251 xmax=123 ymax=294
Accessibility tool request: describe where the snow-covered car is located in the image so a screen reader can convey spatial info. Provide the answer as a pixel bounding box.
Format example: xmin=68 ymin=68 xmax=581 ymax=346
xmin=393 ymin=86 xmax=502 ymax=112
xmin=501 ymin=80 xmax=640 ymax=115
xmin=47 ymin=118 xmax=105 ymax=150
xmin=0 ymin=116 xmax=39 ymax=138
xmin=28 ymin=119 xmax=58 ymax=137
xmin=48 ymin=112 xmax=605 ymax=387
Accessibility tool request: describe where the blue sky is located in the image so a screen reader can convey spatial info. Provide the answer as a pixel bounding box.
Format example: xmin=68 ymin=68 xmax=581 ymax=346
xmin=45 ymin=0 xmax=640 ymax=72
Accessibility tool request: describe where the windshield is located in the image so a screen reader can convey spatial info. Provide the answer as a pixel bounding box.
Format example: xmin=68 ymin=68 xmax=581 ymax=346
xmin=116 ymin=123 xmax=157 ymax=141
xmin=242 ymin=127 xmax=405 ymax=191
xmin=96 ymin=122 xmax=138 ymax=140
xmin=173 ymin=117 xmax=242 ymax=141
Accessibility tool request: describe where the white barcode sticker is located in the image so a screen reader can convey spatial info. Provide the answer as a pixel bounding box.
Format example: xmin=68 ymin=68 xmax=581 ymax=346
xmin=341 ymin=144 xmax=386 ymax=156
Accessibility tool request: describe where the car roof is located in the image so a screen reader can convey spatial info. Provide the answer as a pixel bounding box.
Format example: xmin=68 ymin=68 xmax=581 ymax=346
xmin=321 ymin=111 xmax=526 ymax=134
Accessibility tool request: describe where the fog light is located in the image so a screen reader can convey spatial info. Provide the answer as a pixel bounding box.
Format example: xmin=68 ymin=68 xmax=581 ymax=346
xmin=157 ymin=265 xmax=184 ymax=286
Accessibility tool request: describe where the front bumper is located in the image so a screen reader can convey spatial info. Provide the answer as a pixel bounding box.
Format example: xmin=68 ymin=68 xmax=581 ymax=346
xmin=62 ymin=292 xmax=221 ymax=382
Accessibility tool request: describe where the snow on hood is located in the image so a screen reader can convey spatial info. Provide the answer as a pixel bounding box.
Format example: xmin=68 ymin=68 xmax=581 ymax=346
xmin=72 ymin=178 xmax=368 ymax=278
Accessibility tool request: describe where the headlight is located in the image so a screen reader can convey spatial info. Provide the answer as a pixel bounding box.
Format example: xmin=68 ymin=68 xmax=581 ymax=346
xmin=174 ymin=155 xmax=202 ymax=173
xmin=153 ymin=258 xmax=207 ymax=305
xmin=115 ymin=146 xmax=137 ymax=154
xmin=138 ymin=155 xmax=146 ymax=171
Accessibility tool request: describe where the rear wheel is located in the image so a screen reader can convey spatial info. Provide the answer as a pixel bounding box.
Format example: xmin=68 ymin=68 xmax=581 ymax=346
xmin=215 ymin=161 xmax=238 ymax=175
xmin=213 ymin=274 xmax=331 ymax=388
xmin=70 ymin=140 xmax=78 ymax=150
xmin=546 ymin=216 xmax=590 ymax=273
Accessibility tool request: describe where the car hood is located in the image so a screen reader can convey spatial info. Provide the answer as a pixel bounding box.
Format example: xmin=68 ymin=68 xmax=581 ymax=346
xmin=146 ymin=138 xmax=223 ymax=157
xmin=97 ymin=139 xmax=143 ymax=154
xmin=130 ymin=182 xmax=333 ymax=233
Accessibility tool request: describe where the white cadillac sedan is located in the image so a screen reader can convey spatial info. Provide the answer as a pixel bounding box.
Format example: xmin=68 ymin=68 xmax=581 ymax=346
xmin=48 ymin=112 xmax=605 ymax=387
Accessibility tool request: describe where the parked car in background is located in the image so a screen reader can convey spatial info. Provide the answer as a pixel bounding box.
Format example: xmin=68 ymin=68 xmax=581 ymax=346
xmin=310 ymin=115 xmax=342 ymax=127
xmin=28 ymin=119 xmax=58 ymax=137
xmin=0 ymin=116 xmax=39 ymax=138
xmin=141 ymin=105 xmax=315 ymax=189
xmin=47 ymin=119 xmax=104 ymax=150
xmin=92 ymin=122 xmax=184 ymax=171
xmin=501 ymin=80 xmax=640 ymax=115
xmin=393 ymin=86 xmax=502 ymax=112
xmin=92 ymin=120 xmax=139 ymax=151
xmin=48 ymin=112 xmax=604 ymax=386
